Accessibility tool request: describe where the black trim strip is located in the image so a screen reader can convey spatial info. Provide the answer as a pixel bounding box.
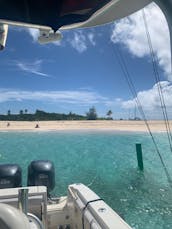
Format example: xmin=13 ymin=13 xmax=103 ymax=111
xmin=82 ymin=198 xmax=103 ymax=229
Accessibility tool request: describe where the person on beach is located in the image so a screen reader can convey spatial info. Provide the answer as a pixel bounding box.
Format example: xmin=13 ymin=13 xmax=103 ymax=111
xmin=35 ymin=124 xmax=39 ymax=128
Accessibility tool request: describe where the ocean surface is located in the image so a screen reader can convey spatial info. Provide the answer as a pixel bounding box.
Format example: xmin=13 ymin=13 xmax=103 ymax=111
xmin=0 ymin=130 xmax=172 ymax=229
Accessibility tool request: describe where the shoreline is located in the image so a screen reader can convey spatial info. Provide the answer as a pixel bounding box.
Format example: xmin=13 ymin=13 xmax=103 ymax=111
xmin=0 ymin=120 xmax=169 ymax=132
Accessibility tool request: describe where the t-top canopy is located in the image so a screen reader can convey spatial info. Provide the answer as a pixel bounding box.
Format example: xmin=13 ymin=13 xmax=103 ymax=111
xmin=0 ymin=0 xmax=111 ymax=31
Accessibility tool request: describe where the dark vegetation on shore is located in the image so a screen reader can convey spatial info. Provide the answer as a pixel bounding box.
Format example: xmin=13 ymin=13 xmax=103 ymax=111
xmin=0 ymin=107 xmax=113 ymax=121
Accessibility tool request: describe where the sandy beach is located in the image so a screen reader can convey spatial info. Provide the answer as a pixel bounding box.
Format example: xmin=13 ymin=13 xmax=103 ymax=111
xmin=0 ymin=120 xmax=170 ymax=132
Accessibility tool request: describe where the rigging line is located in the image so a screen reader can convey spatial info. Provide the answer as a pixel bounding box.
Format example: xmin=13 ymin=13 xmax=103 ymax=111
xmin=142 ymin=9 xmax=172 ymax=152
xmin=111 ymin=43 xmax=172 ymax=186
xmin=87 ymin=174 xmax=98 ymax=187
xmin=142 ymin=9 xmax=172 ymax=146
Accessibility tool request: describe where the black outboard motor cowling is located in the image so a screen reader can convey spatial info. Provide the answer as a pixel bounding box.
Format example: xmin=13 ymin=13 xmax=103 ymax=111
xmin=27 ymin=160 xmax=55 ymax=194
xmin=0 ymin=164 xmax=22 ymax=188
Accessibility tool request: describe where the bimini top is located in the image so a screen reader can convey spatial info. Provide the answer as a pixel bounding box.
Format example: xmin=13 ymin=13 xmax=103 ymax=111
xmin=0 ymin=0 xmax=152 ymax=31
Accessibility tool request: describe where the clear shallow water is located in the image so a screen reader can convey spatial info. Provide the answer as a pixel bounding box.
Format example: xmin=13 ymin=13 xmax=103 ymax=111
xmin=0 ymin=130 xmax=172 ymax=229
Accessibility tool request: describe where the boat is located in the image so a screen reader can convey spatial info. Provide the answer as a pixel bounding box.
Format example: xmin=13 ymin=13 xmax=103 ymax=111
xmin=0 ymin=1 xmax=171 ymax=228
xmin=0 ymin=160 xmax=132 ymax=228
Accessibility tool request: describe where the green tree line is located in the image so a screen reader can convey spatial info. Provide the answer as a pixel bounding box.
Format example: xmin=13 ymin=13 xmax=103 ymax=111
xmin=0 ymin=107 xmax=113 ymax=121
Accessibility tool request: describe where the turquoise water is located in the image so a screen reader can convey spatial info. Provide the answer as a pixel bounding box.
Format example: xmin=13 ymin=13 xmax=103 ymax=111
xmin=0 ymin=130 xmax=172 ymax=228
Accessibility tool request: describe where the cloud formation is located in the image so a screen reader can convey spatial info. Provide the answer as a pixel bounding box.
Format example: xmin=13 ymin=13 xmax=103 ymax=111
xmin=67 ymin=30 xmax=96 ymax=53
xmin=121 ymin=81 xmax=172 ymax=118
xmin=27 ymin=28 xmax=40 ymax=42
xmin=68 ymin=31 xmax=87 ymax=53
xmin=0 ymin=88 xmax=109 ymax=105
xmin=16 ymin=60 xmax=50 ymax=77
xmin=111 ymin=3 xmax=171 ymax=79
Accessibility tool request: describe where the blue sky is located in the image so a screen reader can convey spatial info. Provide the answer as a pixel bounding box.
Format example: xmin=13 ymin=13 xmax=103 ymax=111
xmin=0 ymin=3 xmax=171 ymax=119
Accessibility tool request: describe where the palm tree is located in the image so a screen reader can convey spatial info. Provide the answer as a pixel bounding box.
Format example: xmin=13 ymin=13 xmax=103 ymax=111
xmin=106 ymin=110 xmax=113 ymax=119
xmin=24 ymin=109 xmax=28 ymax=114
xmin=19 ymin=110 xmax=23 ymax=115
xmin=7 ymin=110 xmax=11 ymax=116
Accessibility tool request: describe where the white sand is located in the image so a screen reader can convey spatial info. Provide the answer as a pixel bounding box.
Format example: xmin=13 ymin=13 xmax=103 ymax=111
xmin=0 ymin=120 xmax=170 ymax=132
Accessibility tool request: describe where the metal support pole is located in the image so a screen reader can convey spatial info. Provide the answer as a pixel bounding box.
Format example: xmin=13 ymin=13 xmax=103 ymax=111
xmin=18 ymin=188 xmax=29 ymax=215
xmin=136 ymin=143 xmax=144 ymax=171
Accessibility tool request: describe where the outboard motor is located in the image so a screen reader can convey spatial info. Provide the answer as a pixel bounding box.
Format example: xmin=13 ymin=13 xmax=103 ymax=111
xmin=0 ymin=164 xmax=22 ymax=188
xmin=27 ymin=160 xmax=55 ymax=196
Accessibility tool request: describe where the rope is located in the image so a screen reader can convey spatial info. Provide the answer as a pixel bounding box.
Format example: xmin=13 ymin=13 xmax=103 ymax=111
xmin=87 ymin=174 xmax=98 ymax=187
xmin=111 ymin=42 xmax=172 ymax=187
xmin=142 ymin=9 xmax=172 ymax=153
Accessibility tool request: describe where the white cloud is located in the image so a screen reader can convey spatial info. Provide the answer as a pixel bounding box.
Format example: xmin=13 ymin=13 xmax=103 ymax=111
xmin=67 ymin=30 xmax=98 ymax=53
xmin=28 ymin=28 xmax=39 ymax=42
xmin=68 ymin=31 xmax=87 ymax=53
xmin=121 ymin=81 xmax=172 ymax=118
xmin=0 ymin=89 xmax=109 ymax=105
xmin=111 ymin=3 xmax=171 ymax=79
xmin=16 ymin=60 xmax=50 ymax=77
xmin=88 ymin=33 xmax=96 ymax=46
xmin=104 ymin=98 xmax=123 ymax=107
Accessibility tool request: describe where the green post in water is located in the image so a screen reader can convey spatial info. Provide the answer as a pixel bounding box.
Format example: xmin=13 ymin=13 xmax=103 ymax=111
xmin=136 ymin=143 xmax=144 ymax=171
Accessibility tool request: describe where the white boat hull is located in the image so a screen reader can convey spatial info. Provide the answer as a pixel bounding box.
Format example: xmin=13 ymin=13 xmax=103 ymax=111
xmin=0 ymin=184 xmax=132 ymax=229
